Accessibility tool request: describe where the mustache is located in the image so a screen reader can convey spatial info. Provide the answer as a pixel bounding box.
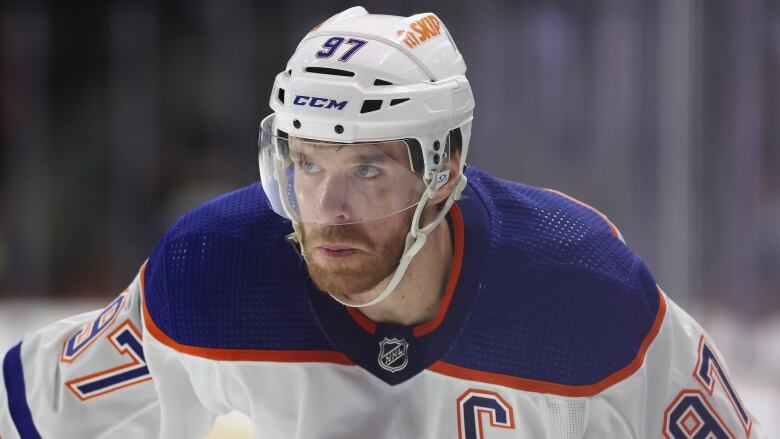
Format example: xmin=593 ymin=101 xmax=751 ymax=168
xmin=302 ymin=224 xmax=375 ymax=250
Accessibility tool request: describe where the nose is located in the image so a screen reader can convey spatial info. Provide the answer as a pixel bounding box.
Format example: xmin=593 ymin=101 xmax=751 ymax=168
xmin=315 ymin=174 xmax=353 ymax=224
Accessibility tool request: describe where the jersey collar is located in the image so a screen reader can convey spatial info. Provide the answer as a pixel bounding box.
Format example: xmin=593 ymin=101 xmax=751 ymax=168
xmin=305 ymin=182 xmax=490 ymax=385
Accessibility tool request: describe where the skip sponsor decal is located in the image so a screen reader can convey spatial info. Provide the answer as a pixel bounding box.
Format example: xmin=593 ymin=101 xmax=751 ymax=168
xmin=397 ymin=15 xmax=443 ymax=49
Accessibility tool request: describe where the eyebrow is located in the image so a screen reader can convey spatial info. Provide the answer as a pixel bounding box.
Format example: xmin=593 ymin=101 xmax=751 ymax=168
xmin=343 ymin=153 xmax=389 ymax=164
xmin=292 ymin=148 xmax=397 ymax=166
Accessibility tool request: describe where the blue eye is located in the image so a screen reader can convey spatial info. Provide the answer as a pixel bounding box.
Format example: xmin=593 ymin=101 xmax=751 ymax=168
xmin=302 ymin=160 xmax=321 ymax=174
xmin=356 ymin=165 xmax=380 ymax=178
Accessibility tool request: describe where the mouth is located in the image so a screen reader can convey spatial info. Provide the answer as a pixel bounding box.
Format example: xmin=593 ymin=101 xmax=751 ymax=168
xmin=316 ymin=244 xmax=362 ymax=258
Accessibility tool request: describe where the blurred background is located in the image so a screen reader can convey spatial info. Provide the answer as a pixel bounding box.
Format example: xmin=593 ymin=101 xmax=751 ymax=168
xmin=1 ymin=0 xmax=778 ymax=436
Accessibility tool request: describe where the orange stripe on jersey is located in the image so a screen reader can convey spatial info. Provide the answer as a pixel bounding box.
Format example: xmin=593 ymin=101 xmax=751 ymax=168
xmin=543 ymin=188 xmax=625 ymax=243
xmin=139 ymin=262 xmax=354 ymax=365
xmin=344 ymin=203 xmax=466 ymax=337
xmin=414 ymin=202 xmax=465 ymax=337
xmin=346 ymin=305 xmax=377 ymax=334
xmin=428 ymin=288 xmax=667 ymax=397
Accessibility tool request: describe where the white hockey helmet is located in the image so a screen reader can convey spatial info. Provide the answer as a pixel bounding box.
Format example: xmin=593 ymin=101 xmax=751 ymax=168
xmin=258 ymin=6 xmax=475 ymax=307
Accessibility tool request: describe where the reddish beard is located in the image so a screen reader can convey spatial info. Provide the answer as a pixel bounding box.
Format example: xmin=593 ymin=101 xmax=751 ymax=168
xmin=301 ymin=212 xmax=412 ymax=299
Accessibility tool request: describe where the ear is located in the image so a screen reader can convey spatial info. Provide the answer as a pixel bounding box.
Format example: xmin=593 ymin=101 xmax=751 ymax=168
xmin=427 ymin=150 xmax=462 ymax=206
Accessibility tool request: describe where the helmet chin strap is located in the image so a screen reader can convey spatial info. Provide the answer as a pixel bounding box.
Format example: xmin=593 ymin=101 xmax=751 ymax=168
xmin=288 ymin=173 xmax=468 ymax=309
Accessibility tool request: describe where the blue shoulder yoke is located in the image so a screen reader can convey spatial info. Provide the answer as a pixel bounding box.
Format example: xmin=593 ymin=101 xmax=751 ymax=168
xmin=143 ymin=184 xmax=335 ymax=351
xmin=441 ymin=168 xmax=662 ymax=388
xmin=142 ymin=167 xmax=662 ymax=389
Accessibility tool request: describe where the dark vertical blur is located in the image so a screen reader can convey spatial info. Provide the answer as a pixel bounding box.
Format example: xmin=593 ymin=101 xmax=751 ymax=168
xmin=109 ymin=1 xmax=160 ymax=284
xmin=1 ymin=0 xmax=778 ymax=317
xmin=3 ymin=3 xmax=50 ymax=296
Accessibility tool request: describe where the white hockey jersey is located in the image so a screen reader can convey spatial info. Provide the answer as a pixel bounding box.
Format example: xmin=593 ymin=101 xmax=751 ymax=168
xmin=0 ymin=167 xmax=765 ymax=438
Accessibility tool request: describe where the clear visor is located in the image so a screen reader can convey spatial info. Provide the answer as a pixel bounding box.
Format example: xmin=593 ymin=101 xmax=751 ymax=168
xmin=258 ymin=114 xmax=449 ymax=225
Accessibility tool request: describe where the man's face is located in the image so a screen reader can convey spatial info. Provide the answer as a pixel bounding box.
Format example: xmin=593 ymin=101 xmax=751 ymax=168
xmin=290 ymin=138 xmax=422 ymax=298
xmin=300 ymin=209 xmax=413 ymax=299
xmin=288 ymin=138 xmax=424 ymax=225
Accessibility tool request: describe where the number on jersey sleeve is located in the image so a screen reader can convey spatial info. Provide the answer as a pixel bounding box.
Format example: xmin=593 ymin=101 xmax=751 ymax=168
xmin=64 ymin=320 xmax=150 ymax=400
xmin=59 ymin=291 xmax=151 ymax=401
xmin=663 ymin=335 xmax=753 ymax=438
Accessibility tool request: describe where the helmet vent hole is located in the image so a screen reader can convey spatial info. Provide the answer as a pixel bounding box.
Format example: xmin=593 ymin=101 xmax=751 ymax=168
xmin=277 ymin=88 xmax=285 ymax=104
xmin=390 ymin=98 xmax=410 ymax=106
xmin=373 ymin=79 xmax=394 ymax=86
xmin=305 ymin=67 xmax=355 ymax=77
xmin=360 ymin=100 xmax=383 ymax=114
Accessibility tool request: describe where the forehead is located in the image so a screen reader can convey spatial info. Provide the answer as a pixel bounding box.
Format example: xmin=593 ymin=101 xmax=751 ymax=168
xmin=289 ymin=137 xmax=412 ymax=167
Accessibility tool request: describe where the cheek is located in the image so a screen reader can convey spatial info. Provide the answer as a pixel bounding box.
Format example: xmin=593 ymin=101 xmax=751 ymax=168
xmin=370 ymin=211 xmax=414 ymax=246
xmin=294 ymin=179 xmax=314 ymax=212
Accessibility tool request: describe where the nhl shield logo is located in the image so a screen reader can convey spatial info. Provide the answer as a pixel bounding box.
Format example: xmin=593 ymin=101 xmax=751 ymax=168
xmin=378 ymin=337 xmax=409 ymax=373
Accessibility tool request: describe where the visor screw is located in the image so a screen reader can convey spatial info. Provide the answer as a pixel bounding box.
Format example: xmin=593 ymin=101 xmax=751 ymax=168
xmin=433 ymin=140 xmax=440 ymax=151
xmin=334 ymin=124 xmax=344 ymax=134
xmin=433 ymin=153 xmax=441 ymax=164
xmin=293 ymin=119 xmax=301 ymax=129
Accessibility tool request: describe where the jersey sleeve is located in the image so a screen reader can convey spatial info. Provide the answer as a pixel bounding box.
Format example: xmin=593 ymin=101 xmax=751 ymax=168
xmin=645 ymin=294 xmax=767 ymax=438
xmin=138 ymin=236 xmax=228 ymax=439
xmin=585 ymin=263 xmax=766 ymax=438
xmin=532 ymin=194 xmax=767 ymax=438
xmin=0 ymin=267 xmax=159 ymax=438
xmin=0 ymin=262 xmax=218 ymax=439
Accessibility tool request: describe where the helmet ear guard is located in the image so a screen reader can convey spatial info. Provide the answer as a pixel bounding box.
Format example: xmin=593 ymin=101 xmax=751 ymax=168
xmin=258 ymin=7 xmax=474 ymax=307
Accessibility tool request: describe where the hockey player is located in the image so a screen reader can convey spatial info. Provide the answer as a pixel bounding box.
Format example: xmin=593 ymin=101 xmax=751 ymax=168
xmin=0 ymin=7 xmax=765 ymax=438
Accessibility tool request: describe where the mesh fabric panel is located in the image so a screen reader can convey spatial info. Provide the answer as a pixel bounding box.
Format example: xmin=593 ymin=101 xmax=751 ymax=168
xmin=443 ymin=168 xmax=661 ymax=386
xmin=144 ymin=184 xmax=333 ymax=350
xmin=546 ymin=397 xmax=588 ymax=439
